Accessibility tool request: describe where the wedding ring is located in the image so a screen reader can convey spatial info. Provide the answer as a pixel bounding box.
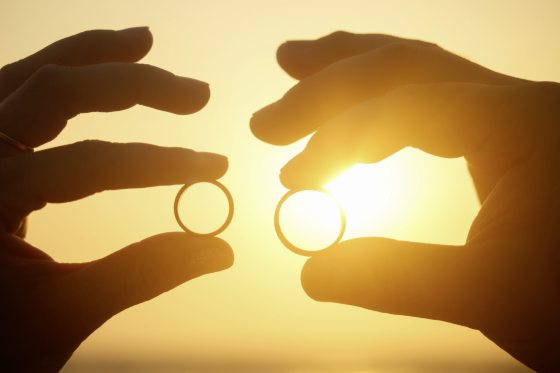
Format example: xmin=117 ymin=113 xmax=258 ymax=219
xmin=174 ymin=180 xmax=234 ymax=236
xmin=0 ymin=130 xmax=34 ymax=152
xmin=274 ymin=188 xmax=346 ymax=256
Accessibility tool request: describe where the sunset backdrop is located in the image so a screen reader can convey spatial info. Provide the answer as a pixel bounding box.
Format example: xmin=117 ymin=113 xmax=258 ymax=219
xmin=2 ymin=1 xmax=559 ymax=371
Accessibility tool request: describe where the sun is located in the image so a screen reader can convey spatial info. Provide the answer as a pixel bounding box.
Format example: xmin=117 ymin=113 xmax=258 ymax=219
xmin=325 ymin=157 xmax=413 ymax=238
xmin=277 ymin=152 xmax=416 ymax=251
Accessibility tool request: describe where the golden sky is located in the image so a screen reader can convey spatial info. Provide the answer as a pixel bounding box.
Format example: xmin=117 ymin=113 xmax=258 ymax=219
xmin=2 ymin=0 xmax=559 ymax=370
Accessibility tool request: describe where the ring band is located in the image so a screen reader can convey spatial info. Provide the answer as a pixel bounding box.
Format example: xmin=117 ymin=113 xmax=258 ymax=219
xmin=274 ymin=187 xmax=346 ymax=256
xmin=174 ymin=180 xmax=234 ymax=236
xmin=0 ymin=130 xmax=34 ymax=152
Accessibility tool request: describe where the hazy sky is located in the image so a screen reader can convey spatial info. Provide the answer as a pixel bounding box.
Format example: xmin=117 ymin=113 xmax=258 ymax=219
xmin=2 ymin=1 xmax=559 ymax=371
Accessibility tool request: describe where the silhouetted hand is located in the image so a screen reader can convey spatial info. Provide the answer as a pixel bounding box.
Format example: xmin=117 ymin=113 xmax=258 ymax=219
xmin=251 ymin=32 xmax=560 ymax=371
xmin=0 ymin=28 xmax=233 ymax=372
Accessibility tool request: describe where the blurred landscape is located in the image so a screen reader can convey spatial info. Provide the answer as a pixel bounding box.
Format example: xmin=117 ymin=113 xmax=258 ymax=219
xmin=63 ymin=358 xmax=531 ymax=373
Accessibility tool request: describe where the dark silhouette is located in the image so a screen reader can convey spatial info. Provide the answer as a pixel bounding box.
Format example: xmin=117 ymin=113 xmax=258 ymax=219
xmin=2 ymin=26 xmax=558 ymax=372
xmin=251 ymin=31 xmax=560 ymax=372
xmin=0 ymin=28 xmax=233 ymax=372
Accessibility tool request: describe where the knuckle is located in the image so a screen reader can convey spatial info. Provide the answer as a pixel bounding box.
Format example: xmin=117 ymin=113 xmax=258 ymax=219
xmin=123 ymin=257 xmax=157 ymax=304
xmin=530 ymin=81 xmax=560 ymax=99
xmin=71 ymin=140 xmax=118 ymax=168
xmin=27 ymin=64 xmax=67 ymax=99
xmin=0 ymin=62 xmax=18 ymax=89
xmin=65 ymin=29 xmax=105 ymax=50
xmin=31 ymin=64 xmax=64 ymax=84
xmin=525 ymin=81 xmax=560 ymax=127
xmin=74 ymin=138 xmax=106 ymax=149
xmin=68 ymin=29 xmax=113 ymax=63
xmin=379 ymin=41 xmax=417 ymax=58
xmin=381 ymin=84 xmax=420 ymax=106
xmin=326 ymin=30 xmax=353 ymax=41
xmin=0 ymin=158 xmax=19 ymax=190
xmin=366 ymin=41 xmax=441 ymax=73
xmin=387 ymin=83 xmax=433 ymax=101
xmin=71 ymin=139 xmax=112 ymax=157
xmin=73 ymin=28 xmax=107 ymax=42
xmin=0 ymin=157 xmax=46 ymax=222
xmin=0 ymin=157 xmax=27 ymax=189
xmin=377 ymin=40 xmax=441 ymax=62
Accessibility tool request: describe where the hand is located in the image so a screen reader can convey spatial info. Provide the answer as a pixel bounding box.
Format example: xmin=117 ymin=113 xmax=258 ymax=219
xmin=0 ymin=28 xmax=233 ymax=372
xmin=251 ymin=31 xmax=560 ymax=371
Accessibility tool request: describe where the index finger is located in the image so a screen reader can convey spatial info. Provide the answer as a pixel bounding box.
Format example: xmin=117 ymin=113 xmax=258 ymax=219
xmin=251 ymin=42 xmax=524 ymax=146
xmin=277 ymin=31 xmax=427 ymax=80
xmin=0 ymin=27 xmax=153 ymax=100
xmin=0 ymin=141 xmax=228 ymax=214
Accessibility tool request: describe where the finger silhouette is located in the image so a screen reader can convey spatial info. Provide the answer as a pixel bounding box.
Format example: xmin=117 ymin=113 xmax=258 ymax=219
xmin=0 ymin=141 xmax=227 ymax=222
xmin=301 ymin=237 xmax=478 ymax=328
xmin=251 ymin=42 xmax=523 ymax=146
xmin=0 ymin=27 xmax=153 ymax=101
xmin=279 ymin=83 xmax=541 ymax=189
xmin=40 ymin=233 xmax=233 ymax=358
xmin=277 ymin=32 xmax=426 ymax=80
xmin=67 ymin=233 xmax=233 ymax=321
xmin=0 ymin=63 xmax=210 ymax=147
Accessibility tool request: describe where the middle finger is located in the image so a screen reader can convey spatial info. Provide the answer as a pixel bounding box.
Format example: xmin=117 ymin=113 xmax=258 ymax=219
xmin=251 ymin=42 xmax=526 ymax=146
xmin=0 ymin=63 xmax=210 ymax=148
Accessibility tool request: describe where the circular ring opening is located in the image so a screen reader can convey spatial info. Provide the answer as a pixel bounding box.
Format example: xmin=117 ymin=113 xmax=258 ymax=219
xmin=274 ymin=187 xmax=346 ymax=256
xmin=174 ymin=180 xmax=234 ymax=236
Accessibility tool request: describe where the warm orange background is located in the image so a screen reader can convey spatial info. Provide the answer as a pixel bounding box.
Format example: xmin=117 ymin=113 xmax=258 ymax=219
xmin=2 ymin=1 xmax=559 ymax=371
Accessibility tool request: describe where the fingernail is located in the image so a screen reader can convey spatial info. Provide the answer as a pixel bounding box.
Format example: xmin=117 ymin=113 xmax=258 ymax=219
xmin=251 ymin=102 xmax=278 ymax=124
xmin=279 ymin=153 xmax=322 ymax=189
xmin=182 ymin=77 xmax=209 ymax=88
xmin=119 ymin=26 xmax=150 ymax=38
xmin=173 ymin=78 xmax=210 ymax=113
xmin=279 ymin=160 xmax=298 ymax=186
xmin=249 ymin=102 xmax=286 ymax=142
xmin=206 ymin=244 xmax=235 ymax=272
xmin=197 ymin=152 xmax=229 ymax=177
xmin=179 ymin=77 xmax=210 ymax=95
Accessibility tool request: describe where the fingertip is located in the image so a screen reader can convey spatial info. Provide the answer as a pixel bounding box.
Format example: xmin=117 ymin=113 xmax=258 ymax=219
xmin=194 ymin=151 xmax=229 ymax=180
xmin=279 ymin=162 xmax=311 ymax=189
xmin=249 ymin=104 xmax=296 ymax=146
xmin=140 ymin=233 xmax=235 ymax=277
xmin=173 ymin=78 xmax=210 ymax=114
xmin=279 ymin=150 xmax=348 ymax=190
xmin=249 ymin=103 xmax=275 ymax=142
xmin=301 ymin=253 xmax=337 ymax=302
xmin=276 ymin=41 xmax=309 ymax=80
xmin=300 ymin=241 xmax=376 ymax=305
xmin=279 ymin=152 xmax=312 ymax=188
xmin=277 ymin=31 xmax=356 ymax=80
xmin=170 ymin=234 xmax=234 ymax=274
xmin=116 ymin=26 xmax=153 ymax=62
xmin=205 ymin=237 xmax=235 ymax=272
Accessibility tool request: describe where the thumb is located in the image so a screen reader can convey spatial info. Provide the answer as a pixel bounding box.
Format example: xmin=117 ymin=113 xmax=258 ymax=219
xmin=301 ymin=237 xmax=479 ymax=328
xmin=53 ymin=233 xmax=233 ymax=329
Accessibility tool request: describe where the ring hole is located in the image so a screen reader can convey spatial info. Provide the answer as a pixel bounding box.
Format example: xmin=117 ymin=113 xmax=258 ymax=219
xmin=175 ymin=182 xmax=231 ymax=235
xmin=278 ymin=190 xmax=343 ymax=253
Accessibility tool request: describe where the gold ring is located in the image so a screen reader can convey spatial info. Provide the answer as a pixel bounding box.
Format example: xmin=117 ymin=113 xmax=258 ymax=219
xmin=0 ymin=130 xmax=34 ymax=152
xmin=174 ymin=180 xmax=234 ymax=236
xmin=274 ymin=187 xmax=346 ymax=256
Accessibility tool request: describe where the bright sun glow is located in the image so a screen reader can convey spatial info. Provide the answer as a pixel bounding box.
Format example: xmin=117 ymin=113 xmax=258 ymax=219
xmin=279 ymin=152 xmax=417 ymax=249
xmin=325 ymin=157 xmax=414 ymax=237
